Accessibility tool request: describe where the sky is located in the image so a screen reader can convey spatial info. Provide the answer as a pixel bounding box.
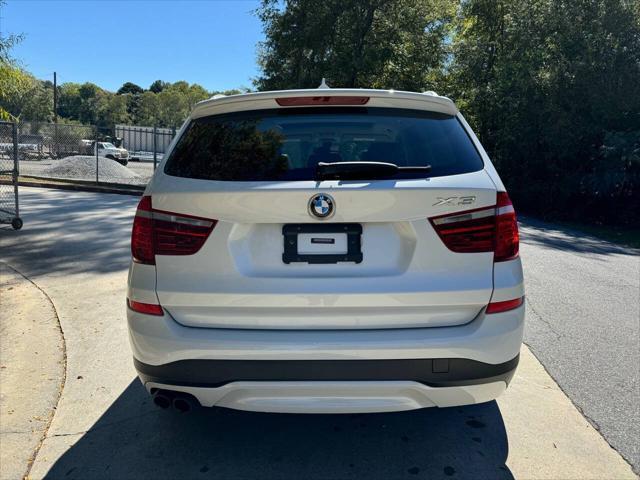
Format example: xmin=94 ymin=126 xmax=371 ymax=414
xmin=1 ymin=0 xmax=264 ymax=92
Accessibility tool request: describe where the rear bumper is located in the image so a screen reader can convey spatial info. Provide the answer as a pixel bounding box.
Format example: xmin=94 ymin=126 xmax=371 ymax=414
xmin=129 ymin=305 xmax=524 ymax=413
xmin=135 ymin=355 xmax=519 ymax=388
xmin=127 ymin=304 xmax=525 ymax=366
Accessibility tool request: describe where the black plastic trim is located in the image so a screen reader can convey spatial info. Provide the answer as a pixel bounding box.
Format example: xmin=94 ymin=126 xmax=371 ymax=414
xmin=282 ymin=223 xmax=363 ymax=264
xmin=135 ymin=355 xmax=519 ymax=389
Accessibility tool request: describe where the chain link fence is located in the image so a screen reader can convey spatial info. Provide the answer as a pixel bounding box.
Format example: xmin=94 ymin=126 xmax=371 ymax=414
xmin=13 ymin=122 xmax=177 ymax=188
xmin=0 ymin=121 xmax=22 ymax=229
xmin=115 ymin=125 xmax=176 ymax=166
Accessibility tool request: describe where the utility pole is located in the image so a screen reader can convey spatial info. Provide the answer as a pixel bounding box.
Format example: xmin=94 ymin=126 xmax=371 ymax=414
xmin=53 ymin=72 xmax=58 ymax=158
xmin=53 ymin=72 xmax=58 ymax=123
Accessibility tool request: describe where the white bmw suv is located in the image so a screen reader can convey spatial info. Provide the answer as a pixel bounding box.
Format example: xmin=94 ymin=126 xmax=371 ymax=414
xmin=126 ymin=88 xmax=524 ymax=414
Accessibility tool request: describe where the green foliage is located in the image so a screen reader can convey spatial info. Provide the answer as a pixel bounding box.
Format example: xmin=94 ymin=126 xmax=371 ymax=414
xmin=1 ymin=30 xmax=243 ymax=131
xmin=133 ymin=81 xmax=211 ymax=128
xmin=256 ymin=0 xmax=640 ymax=226
xmin=116 ymin=82 xmax=144 ymax=95
xmin=447 ymin=0 xmax=640 ymax=225
xmin=30 ymin=79 xmax=220 ymax=130
xmin=3 ymin=0 xmax=638 ymax=226
xmin=255 ymin=0 xmax=456 ymax=90
xmin=0 ymin=62 xmax=52 ymax=121
xmin=149 ymin=80 xmax=169 ymax=94
xmin=0 ymin=32 xmax=23 ymax=65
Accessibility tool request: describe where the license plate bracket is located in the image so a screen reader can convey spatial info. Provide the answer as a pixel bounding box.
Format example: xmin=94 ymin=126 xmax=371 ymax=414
xmin=282 ymin=223 xmax=363 ymax=264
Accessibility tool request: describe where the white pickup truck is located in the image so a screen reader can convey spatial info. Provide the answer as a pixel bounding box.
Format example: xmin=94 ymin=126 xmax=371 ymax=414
xmin=95 ymin=142 xmax=129 ymax=165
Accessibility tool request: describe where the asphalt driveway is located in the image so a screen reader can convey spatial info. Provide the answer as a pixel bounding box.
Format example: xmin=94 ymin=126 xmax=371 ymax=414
xmin=1 ymin=187 xmax=637 ymax=479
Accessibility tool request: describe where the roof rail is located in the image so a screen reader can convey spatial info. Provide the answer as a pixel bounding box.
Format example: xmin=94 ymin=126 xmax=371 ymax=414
xmin=422 ymin=91 xmax=438 ymax=96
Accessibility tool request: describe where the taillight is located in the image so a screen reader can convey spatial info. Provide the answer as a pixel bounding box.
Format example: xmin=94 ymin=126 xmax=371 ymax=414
xmin=429 ymin=192 xmax=519 ymax=261
xmin=127 ymin=298 xmax=164 ymax=316
xmin=486 ymin=296 xmax=524 ymax=314
xmin=494 ymin=192 xmax=519 ymax=261
xmin=131 ymin=196 xmax=217 ymax=265
xmin=275 ymin=96 xmax=370 ymax=106
xmin=131 ymin=196 xmax=154 ymax=264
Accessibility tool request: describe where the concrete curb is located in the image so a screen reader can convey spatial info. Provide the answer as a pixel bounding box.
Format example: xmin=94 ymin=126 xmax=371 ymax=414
xmin=0 ymin=263 xmax=67 ymax=480
xmin=500 ymin=347 xmax=637 ymax=479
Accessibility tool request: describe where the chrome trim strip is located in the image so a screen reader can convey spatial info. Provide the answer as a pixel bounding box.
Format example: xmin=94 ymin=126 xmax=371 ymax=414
xmin=136 ymin=209 xmax=213 ymax=227
xmin=496 ymin=205 xmax=515 ymax=216
xmin=432 ymin=208 xmax=495 ymax=225
xmin=152 ymin=211 xmax=213 ymax=227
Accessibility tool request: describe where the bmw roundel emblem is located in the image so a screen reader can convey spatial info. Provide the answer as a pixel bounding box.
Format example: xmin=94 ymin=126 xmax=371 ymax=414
xmin=308 ymin=193 xmax=335 ymax=219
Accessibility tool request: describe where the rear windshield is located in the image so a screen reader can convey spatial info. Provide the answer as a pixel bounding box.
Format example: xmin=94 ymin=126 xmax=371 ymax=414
xmin=164 ymin=107 xmax=483 ymax=181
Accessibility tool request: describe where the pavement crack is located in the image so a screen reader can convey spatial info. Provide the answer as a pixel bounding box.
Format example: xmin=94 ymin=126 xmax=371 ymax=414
xmin=525 ymin=297 xmax=562 ymax=340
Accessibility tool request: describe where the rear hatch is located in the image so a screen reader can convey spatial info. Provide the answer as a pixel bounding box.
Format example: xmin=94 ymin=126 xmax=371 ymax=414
xmin=148 ymin=93 xmax=498 ymax=329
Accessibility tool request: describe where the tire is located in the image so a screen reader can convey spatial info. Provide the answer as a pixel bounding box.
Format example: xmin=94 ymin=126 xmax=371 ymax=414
xmin=11 ymin=218 xmax=23 ymax=230
xmin=105 ymin=154 xmax=115 ymax=160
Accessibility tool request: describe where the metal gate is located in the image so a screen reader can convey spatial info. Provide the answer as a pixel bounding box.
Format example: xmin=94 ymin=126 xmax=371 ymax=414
xmin=0 ymin=121 xmax=22 ymax=230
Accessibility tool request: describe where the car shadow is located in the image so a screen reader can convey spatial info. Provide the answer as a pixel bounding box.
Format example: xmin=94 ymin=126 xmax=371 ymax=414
xmin=44 ymin=380 xmax=513 ymax=480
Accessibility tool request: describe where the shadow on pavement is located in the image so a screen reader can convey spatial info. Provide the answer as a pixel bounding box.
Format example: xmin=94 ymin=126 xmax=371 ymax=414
xmin=518 ymin=217 xmax=637 ymax=256
xmin=44 ymin=381 xmax=513 ymax=480
xmin=0 ymin=189 xmax=138 ymax=276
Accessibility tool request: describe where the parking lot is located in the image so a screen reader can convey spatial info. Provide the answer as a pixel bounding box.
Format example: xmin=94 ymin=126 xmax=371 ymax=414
xmin=1 ymin=187 xmax=638 ymax=479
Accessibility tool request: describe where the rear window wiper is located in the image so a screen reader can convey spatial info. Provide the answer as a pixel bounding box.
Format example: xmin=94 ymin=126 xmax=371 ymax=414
xmin=316 ymin=161 xmax=431 ymax=180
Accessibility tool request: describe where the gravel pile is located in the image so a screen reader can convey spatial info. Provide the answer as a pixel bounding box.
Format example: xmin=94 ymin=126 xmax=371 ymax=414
xmin=43 ymin=155 xmax=142 ymax=183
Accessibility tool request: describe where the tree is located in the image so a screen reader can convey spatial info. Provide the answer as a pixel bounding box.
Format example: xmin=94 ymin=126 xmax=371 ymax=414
xmin=137 ymin=90 xmax=160 ymax=126
xmin=255 ymin=0 xmax=456 ymax=91
xmin=96 ymin=93 xmax=130 ymax=129
xmin=0 ymin=0 xmax=24 ymax=65
xmin=21 ymin=78 xmax=53 ymax=121
xmin=187 ymin=83 xmax=210 ymax=106
xmin=117 ymin=82 xmax=144 ymax=95
xmin=0 ymin=32 xmax=23 ymax=64
xmin=156 ymin=86 xmax=190 ymax=128
xmin=216 ymin=88 xmax=248 ymax=96
xmin=447 ymin=0 xmax=640 ymax=224
xmin=138 ymin=82 xmax=211 ymax=128
xmin=116 ymin=82 xmax=145 ymax=121
xmin=75 ymin=82 xmax=103 ymax=124
xmin=0 ymin=0 xmax=27 ymax=119
xmin=0 ymin=63 xmax=52 ymax=121
xmin=149 ymin=80 xmax=169 ymax=94
xmin=58 ymin=83 xmax=82 ymax=121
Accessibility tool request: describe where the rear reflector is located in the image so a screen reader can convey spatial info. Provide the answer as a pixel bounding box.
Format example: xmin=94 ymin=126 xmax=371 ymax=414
xmin=127 ymin=299 xmax=164 ymax=316
xmin=486 ymin=297 xmax=524 ymax=314
xmin=275 ymin=96 xmax=370 ymax=106
xmin=131 ymin=196 xmax=217 ymax=265
xmin=429 ymin=192 xmax=519 ymax=261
